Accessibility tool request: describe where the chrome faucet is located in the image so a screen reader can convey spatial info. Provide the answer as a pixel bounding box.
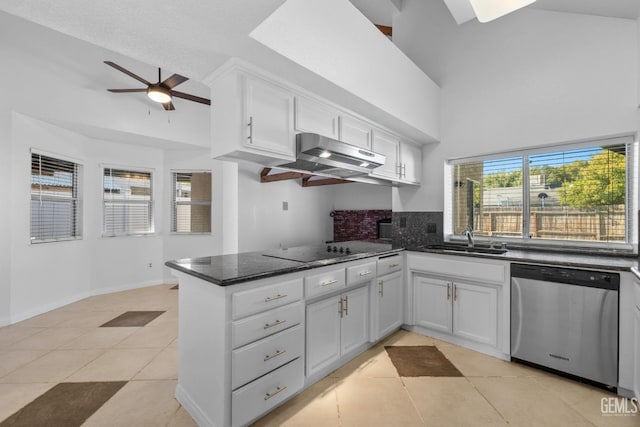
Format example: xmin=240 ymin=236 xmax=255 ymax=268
xmin=464 ymin=227 xmax=474 ymax=248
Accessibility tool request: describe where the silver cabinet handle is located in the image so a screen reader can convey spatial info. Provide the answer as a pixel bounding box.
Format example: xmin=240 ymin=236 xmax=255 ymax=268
xmin=264 ymin=319 xmax=286 ymax=329
xmin=402 ymin=163 xmax=407 ymax=178
xmin=344 ymin=295 xmax=349 ymax=316
xmin=264 ymin=294 xmax=287 ymax=303
xmin=379 ymin=280 xmax=384 ymax=297
xmin=264 ymin=385 xmax=287 ymax=400
xmin=338 ymin=298 xmax=343 ymax=317
xmin=446 ymin=283 xmax=451 ymax=300
xmin=359 ymin=271 xmax=372 ymax=277
xmin=389 ymin=263 xmax=399 ymax=268
xmin=321 ymin=279 xmax=338 ymax=287
xmin=247 ymin=116 xmax=253 ymax=143
xmin=453 ymin=284 xmax=457 ymax=301
xmin=264 ymin=349 xmax=286 ymax=362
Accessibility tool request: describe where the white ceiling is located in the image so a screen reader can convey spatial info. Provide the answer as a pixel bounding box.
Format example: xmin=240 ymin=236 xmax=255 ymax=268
xmin=532 ymin=0 xmax=640 ymax=20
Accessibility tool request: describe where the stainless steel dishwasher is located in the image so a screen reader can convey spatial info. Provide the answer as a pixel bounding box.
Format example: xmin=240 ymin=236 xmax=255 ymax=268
xmin=511 ymin=263 xmax=619 ymax=390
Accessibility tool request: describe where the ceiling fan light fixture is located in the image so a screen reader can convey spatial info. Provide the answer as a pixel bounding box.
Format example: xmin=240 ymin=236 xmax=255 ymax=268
xmin=469 ymin=0 xmax=537 ymax=23
xmin=147 ymin=85 xmax=172 ymax=104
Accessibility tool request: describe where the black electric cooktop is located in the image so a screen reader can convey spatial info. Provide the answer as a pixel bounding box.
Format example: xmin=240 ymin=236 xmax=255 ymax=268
xmin=262 ymin=241 xmax=392 ymax=263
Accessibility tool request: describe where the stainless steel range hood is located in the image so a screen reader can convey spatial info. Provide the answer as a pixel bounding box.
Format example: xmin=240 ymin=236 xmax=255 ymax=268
xmin=275 ymin=133 xmax=385 ymax=178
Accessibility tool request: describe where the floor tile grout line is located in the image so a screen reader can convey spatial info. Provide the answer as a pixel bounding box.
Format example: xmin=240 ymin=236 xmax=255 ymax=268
xmin=462 ymin=375 xmax=510 ymax=425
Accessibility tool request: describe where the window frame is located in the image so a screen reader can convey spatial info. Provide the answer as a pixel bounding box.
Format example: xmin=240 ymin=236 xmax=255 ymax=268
xmin=170 ymin=170 xmax=212 ymax=235
xmin=30 ymin=149 xmax=83 ymax=244
xmin=102 ymin=165 xmax=155 ymax=238
xmin=445 ymin=135 xmax=638 ymax=252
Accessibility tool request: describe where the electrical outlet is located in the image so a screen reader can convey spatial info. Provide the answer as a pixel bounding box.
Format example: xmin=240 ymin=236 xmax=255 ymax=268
xmin=282 ymin=201 xmax=288 ymax=211
xmin=400 ymin=217 xmax=407 ymax=228
xmin=147 ymin=262 xmax=153 ymax=269
xmin=427 ymin=223 xmax=437 ymax=233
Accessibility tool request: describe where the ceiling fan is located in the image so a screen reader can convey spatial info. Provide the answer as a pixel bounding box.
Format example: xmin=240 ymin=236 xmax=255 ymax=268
xmin=104 ymin=61 xmax=211 ymax=110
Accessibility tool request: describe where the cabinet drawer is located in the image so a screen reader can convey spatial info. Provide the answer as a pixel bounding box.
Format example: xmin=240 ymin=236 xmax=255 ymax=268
xmin=378 ymin=254 xmax=402 ymax=275
xmin=232 ymin=357 xmax=303 ymax=427
xmin=346 ymin=261 xmax=376 ymax=285
xmin=232 ymin=324 xmax=303 ymax=389
xmin=305 ymin=268 xmax=346 ymax=298
xmin=232 ymin=277 xmax=303 ymax=319
xmin=232 ymin=302 xmax=304 ymax=348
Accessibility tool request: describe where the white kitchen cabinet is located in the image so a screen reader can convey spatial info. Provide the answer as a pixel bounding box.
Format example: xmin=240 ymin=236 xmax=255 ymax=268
xmin=452 ymin=281 xmax=498 ymax=347
xmin=375 ymin=271 xmax=404 ymax=340
xmin=413 ymin=276 xmax=452 ymax=333
xmin=294 ymin=96 xmax=339 ymax=138
xmin=339 ymin=115 xmax=372 ymax=149
xmin=413 ymin=275 xmax=498 ymax=347
xmin=370 ymin=128 xmax=400 ymax=180
xmin=398 ymin=141 xmax=422 ymax=184
xmin=243 ymin=74 xmax=295 ymax=157
xmin=306 ymin=285 xmax=369 ymax=377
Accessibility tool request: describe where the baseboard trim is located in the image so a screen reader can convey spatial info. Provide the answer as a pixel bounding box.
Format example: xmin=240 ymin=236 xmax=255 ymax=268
xmin=7 ymin=279 xmax=170 ymax=325
xmin=175 ymin=383 xmax=215 ymax=427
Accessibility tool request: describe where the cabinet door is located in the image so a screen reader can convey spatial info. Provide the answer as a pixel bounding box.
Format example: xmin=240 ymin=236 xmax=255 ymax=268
xmin=243 ymin=75 xmax=294 ymax=157
xmin=294 ymin=96 xmax=339 ymax=138
xmin=452 ymin=281 xmax=498 ymax=347
xmin=377 ymin=272 xmax=404 ymax=339
xmin=339 ymin=115 xmax=372 ymax=149
xmin=306 ymin=296 xmax=341 ymax=376
xmin=399 ymin=142 xmax=422 ymax=184
xmin=413 ymin=276 xmax=452 ymax=333
xmin=341 ymin=286 xmax=369 ymax=355
xmin=371 ymin=129 xmax=400 ymax=180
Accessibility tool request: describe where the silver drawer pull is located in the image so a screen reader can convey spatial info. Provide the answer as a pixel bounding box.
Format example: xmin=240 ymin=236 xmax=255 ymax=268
xmin=264 ymin=385 xmax=287 ymax=401
xmin=359 ymin=271 xmax=372 ymax=276
xmin=264 ymin=319 xmax=286 ymax=329
xmin=321 ymin=279 xmax=338 ymax=287
xmin=264 ymin=349 xmax=286 ymax=362
xmin=264 ymin=294 xmax=287 ymax=303
xmin=389 ymin=263 xmax=399 ymax=268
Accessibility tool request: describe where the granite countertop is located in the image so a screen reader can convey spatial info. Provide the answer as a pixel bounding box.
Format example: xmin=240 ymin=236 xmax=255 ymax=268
xmin=165 ymin=242 xmax=403 ymax=286
xmin=414 ymin=245 xmax=638 ymax=271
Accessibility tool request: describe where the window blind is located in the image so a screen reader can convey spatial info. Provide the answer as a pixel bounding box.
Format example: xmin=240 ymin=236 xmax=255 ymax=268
xmin=171 ymin=172 xmax=212 ymax=233
xmin=103 ymin=168 xmax=153 ymax=236
xmin=31 ymin=152 xmax=82 ymax=242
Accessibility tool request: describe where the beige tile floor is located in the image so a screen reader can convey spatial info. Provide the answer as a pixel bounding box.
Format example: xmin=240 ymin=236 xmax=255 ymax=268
xmin=0 ymin=284 xmax=636 ymax=426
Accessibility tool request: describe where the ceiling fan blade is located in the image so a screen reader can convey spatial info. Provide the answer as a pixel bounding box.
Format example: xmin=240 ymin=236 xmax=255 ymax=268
xmin=171 ymin=90 xmax=211 ymax=105
xmin=107 ymin=88 xmax=147 ymax=93
xmin=162 ymin=101 xmax=176 ymax=111
xmin=104 ymin=61 xmax=151 ymax=86
xmin=162 ymin=74 xmax=188 ymax=89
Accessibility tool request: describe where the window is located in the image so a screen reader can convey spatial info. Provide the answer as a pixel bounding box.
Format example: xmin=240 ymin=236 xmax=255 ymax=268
xmin=171 ymin=171 xmax=212 ymax=233
xmin=31 ymin=152 xmax=82 ymax=243
xmin=448 ymin=136 xmax=636 ymax=248
xmin=103 ymin=167 xmax=153 ymax=236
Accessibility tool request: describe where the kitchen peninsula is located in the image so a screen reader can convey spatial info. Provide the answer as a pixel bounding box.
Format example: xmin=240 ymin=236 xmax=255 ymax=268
xmin=165 ymin=241 xmax=404 ymax=427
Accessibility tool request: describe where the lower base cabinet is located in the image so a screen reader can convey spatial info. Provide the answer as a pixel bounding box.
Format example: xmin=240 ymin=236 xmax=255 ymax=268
xmin=306 ymin=285 xmax=369 ymax=377
xmin=413 ymin=275 xmax=498 ymax=347
xmin=376 ymin=271 xmax=404 ymax=339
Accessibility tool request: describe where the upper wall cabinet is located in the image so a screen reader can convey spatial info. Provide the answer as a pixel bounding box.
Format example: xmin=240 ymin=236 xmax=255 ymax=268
xmin=294 ymin=96 xmax=339 ymax=139
xmin=370 ymin=128 xmax=422 ymax=185
xmin=371 ymin=129 xmax=400 ymax=181
xmin=244 ymin=75 xmax=295 ymax=157
xmin=210 ymin=68 xmax=295 ymax=164
xmin=208 ymin=60 xmax=422 ymax=184
xmin=339 ymin=115 xmax=372 ymax=150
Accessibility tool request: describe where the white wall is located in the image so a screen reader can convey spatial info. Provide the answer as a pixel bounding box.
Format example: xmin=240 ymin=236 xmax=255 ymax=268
xmin=237 ymin=164 xmax=335 ymax=251
xmin=332 ymin=182 xmax=392 ymax=210
xmin=393 ymin=1 xmax=638 ymax=212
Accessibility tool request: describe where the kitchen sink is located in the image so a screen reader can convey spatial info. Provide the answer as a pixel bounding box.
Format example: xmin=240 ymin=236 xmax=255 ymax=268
xmin=420 ymin=243 xmax=507 ymax=255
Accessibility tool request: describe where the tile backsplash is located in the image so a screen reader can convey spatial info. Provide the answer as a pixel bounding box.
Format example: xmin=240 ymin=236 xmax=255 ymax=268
xmin=392 ymin=211 xmax=443 ymax=250
xmin=333 ymin=210 xmax=392 ymax=242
